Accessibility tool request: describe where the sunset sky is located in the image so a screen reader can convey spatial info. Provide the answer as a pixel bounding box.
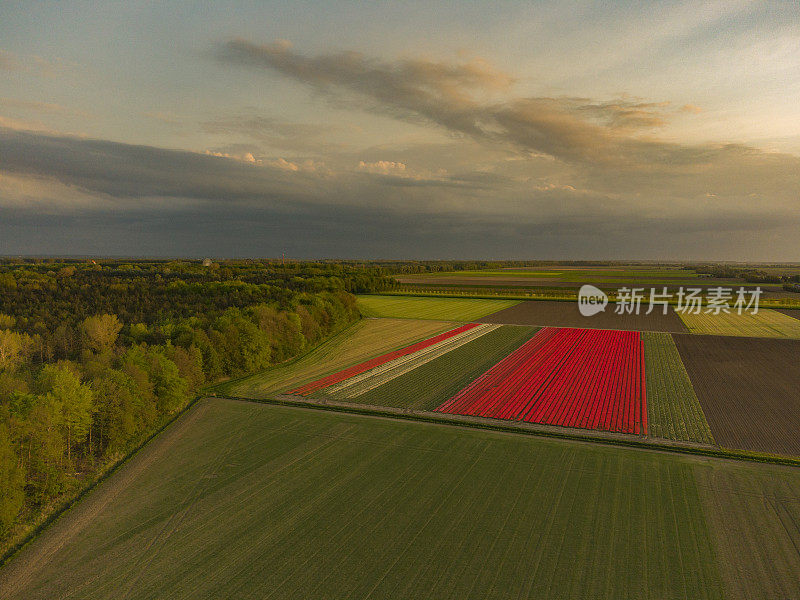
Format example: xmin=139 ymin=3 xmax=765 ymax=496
xmin=1 ymin=1 xmax=798 ymax=259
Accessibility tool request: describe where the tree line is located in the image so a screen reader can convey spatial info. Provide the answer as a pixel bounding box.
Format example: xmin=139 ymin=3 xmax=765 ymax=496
xmin=0 ymin=259 xmax=394 ymax=548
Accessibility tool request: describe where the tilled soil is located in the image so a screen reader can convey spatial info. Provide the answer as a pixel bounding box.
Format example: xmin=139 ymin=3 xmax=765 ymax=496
xmin=673 ymin=333 xmax=800 ymax=456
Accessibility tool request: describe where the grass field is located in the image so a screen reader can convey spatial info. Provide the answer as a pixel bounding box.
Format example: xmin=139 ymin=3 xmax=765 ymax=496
xmin=677 ymin=308 xmax=800 ymax=338
xmin=357 ymin=294 xmax=518 ymax=321
xmin=337 ymin=325 xmax=538 ymax=410
xmin=642 ymin=332 xmax=714 ymax=444
xmin=697 ymin=463 xmax=800 ymax=599
xmin=408 ymin=268 xmax=706 ymax=281
xmin=219 ymin=318 xmax=453 ymax=398
xmin=0 ymin=398 xmax=744 ymax=600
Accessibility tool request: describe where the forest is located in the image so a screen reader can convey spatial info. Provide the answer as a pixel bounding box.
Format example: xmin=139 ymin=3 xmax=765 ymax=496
xmin=0 ymin=259 xmax=394 ymax=551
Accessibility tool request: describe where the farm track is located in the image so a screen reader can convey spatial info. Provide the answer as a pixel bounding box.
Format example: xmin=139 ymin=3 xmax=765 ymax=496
xmin=476 ymin=300 xmax=689 ymax=333
xmin=642 ymin=332 xmax=714 ymax=444
xmin=674 ymin=334 xmax=800 ymax=456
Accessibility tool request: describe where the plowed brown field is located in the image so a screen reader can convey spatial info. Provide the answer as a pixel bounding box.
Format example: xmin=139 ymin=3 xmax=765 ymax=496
xmin=674 ymin=334 xmax=800 ymax=456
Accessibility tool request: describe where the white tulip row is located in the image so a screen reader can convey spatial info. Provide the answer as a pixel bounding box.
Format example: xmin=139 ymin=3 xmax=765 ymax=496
xmin=327 ymin=324 xmax=500 ymax=399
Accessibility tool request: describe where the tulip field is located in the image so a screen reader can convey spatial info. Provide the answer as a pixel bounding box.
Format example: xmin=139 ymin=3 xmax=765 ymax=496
xmin=222 ymin=297 xmax=800 ymax=455
xmin=291 ymin=323 xmax=481 ymax=396
xmin=294 ymin=324 xmax=648 ymax=436
xmin=435 ymin=327 xmax=646 ymax=434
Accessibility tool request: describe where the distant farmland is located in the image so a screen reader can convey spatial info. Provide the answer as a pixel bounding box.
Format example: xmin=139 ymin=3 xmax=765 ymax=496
xmin=356 ymin=294 xmax=518 ymax=321
xmin=476 ymin=300 xmax=688 ymax=333
xmin=5 ymin=399 xmax=800 ymax=599
xmin=677 ymin=308 xmax=800 ymax=338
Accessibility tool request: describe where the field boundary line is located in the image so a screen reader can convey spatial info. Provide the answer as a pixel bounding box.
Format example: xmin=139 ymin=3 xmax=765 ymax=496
xmin=216 ymin=394 xmax=800 ymax=468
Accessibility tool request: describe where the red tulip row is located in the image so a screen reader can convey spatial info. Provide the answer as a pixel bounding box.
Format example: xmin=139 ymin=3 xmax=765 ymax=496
xmin=291 ymin=323 xmax=480 ymax=396
xmin=435 ymin=327 xmax=647 ymax=435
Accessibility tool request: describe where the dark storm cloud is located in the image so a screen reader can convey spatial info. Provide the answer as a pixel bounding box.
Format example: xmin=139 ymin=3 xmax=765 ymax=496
xmin=0 ymin=127 xmax=318 ymax=204
xmin=1 ymin=198 xmax=793 ymax=260
xmin=2 ymin=86 xmax=799 ymax=259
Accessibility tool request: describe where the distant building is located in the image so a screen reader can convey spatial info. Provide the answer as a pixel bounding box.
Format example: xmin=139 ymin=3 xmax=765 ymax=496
xmin=202 ymin=258 xmax=213 ymax=267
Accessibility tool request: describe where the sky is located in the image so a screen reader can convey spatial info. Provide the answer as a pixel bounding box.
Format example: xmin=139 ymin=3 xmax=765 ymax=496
xmin=1 ymin=0 xmax=799 ymax=260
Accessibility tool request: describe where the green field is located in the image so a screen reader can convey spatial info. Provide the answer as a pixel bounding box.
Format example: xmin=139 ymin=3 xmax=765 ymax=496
xmin=423 ymin=268 xmax=703 ymax=280
xmin=219 ymin=318 xmax=453 ymax=398
xmin=677 ymin=308 xmax=800 ymax=338
xmin=333 ymin=325 xmax=538 ymax=410
xmin=0 ymin=398 xmax=743 ymax=600
xmin=357 ymin=294 xmax=518 ymax=321
xmin=697 ymin=463 xmax=800 ymax=599
xmin=642 ymin=332 xmax=714 ymax=444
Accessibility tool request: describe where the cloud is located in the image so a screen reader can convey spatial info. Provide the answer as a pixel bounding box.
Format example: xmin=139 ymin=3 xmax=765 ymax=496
xmin=202 ymin=115 xmax=338 ymax=152
xmin=218 ymin=40 xmax=779 ymax=171
xmin=144 ymin=111 xmax=183 ymax=124
xmin=0 ymin=127 xmax=323 ymax=205
xmin=2 ymin=37 xmax=800 ymax=259
xmin=357 ymin=160 xmax=406 ymax=174
xmin=0 ymin=115 xmax=62 ymax=134
xmin=1 ymin=126 xmax=798 ymax=238
xmin=1 ymin=97 xmax=67 ymax=113
xmin=220 ymin=39 xmax=513 ymax=141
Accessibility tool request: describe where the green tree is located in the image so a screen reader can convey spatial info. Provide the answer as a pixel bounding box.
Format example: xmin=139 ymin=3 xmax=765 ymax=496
xmin=37 ymin=365 xmax=94 ymax=464
xmin=0 ymin=329 xmax=25 ymax=371
xmin=80 ymin=314 xmax=122 ymax=353
xmin=18 ymin=394 xmax=65 ymax=503
xmin=0 ymin=422 xmax=25 ymax=533
xmin=91 ymin=369 xmax=156 ymax=455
